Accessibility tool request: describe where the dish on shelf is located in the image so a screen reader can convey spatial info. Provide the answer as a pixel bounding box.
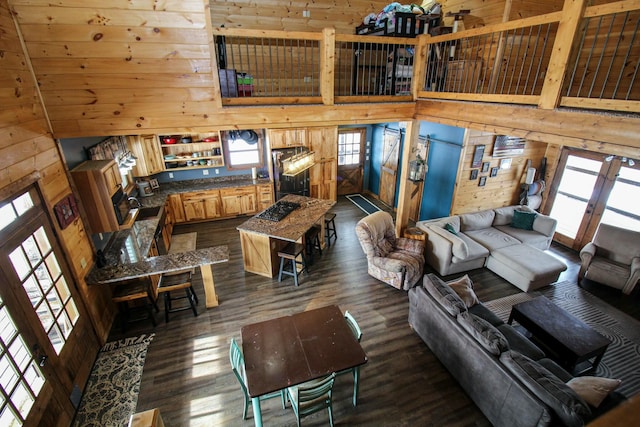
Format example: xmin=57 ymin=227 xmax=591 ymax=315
xmin=164 ymin=154 xmax=176 ymax=160
xmin=162 ymin=136 xmax=178 ymax=144
xmin=202 ymin=137 xmax=217 ymax=142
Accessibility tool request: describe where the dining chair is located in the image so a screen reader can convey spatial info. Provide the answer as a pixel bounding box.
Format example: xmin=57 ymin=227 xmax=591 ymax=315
xmin=337 ymin=311 xmax=363 ymax=406
xmin=229 ymin=338 xmax=285 ymax=420
xmin=286 ymin=373 xmax=336 ymax=427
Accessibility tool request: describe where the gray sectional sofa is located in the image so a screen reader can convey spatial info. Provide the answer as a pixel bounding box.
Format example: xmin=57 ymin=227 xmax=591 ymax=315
xmin=408 ymin=274 xmax=624 ymax=427
xmin=417 ymin=205 xmax=567 ymax=291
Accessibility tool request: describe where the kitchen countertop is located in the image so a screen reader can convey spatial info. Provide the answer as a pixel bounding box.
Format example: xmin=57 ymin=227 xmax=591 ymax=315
xmin=236 ymin=194 xmax=335 ymax=242
xmin=86 ymin=175 xmax=268 ymax=284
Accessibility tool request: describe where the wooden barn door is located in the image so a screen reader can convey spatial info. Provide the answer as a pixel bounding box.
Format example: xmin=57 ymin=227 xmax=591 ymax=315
xmin=337 ymin=128 xmax=366 ymax=195
xmin=379 ymin=128 xmax=401 ymax=207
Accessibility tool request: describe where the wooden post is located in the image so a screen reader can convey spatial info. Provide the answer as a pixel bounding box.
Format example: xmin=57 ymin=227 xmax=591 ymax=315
xmin=320 ymin=28 xmax=335 ymax=106
xmin=199 ymin=263 xmax=219 ymax=308
xmin=412 ymin=34 xmax=429 ymax=98
xmin=395 ymin=120 xmax=420 ymax=237
xmin=538 ymin=0 xmax=588 ymax=110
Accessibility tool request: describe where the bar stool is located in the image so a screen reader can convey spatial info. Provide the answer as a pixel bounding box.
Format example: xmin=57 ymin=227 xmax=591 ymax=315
xmin=325 ymin=213 xmax=337 ymax=247
xmin=304 ymin=225 xmax=322 ymax=264
xmin=111 ymin=279 xmax=159 ymax=332
xmin=156 ymin=270 xmax=198 ymax=323
xmin=277 ymin=242 xmax=308 ymax=287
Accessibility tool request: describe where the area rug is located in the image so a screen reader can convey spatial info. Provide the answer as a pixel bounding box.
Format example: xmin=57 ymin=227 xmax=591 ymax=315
xmin=346 ymin=194 xmax=381 ymax=215
xmin=72 ymin=334 xmax=155 ymax=427
xmin=484 ymin=282 xmax=640 ymax=397
xmin=169 ymin=232 xmax=197 ymax=253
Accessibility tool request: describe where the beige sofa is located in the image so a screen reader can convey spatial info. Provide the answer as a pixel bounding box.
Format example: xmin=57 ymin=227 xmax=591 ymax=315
xmin=417 ymin=206 xmax=566 ymax=291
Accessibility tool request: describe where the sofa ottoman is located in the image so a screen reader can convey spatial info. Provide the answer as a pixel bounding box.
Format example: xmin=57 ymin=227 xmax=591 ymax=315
xmin=487 ymin=244 xmax=567 ymax=292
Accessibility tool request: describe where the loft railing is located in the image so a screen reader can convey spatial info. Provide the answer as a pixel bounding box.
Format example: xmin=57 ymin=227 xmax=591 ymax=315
xmin=211 ymin=0 xmax=640 ymax=114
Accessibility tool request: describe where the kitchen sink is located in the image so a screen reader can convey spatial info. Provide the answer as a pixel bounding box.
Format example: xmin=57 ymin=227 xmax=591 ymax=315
xmin=135 ymin=206 xmax=162 ymax=220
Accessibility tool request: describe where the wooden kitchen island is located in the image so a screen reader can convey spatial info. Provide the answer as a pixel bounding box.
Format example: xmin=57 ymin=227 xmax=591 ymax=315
xmin=237 ymin=195 xmax=335 ymax=277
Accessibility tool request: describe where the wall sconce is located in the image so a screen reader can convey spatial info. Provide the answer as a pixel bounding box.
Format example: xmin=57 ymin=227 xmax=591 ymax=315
xmin=604 ymin=155 xmax=636 ymax=166
xmin=282 ymin=151 xmax=316 ymax=176
xmin=408 ymin=154 xmax=427 ymax=182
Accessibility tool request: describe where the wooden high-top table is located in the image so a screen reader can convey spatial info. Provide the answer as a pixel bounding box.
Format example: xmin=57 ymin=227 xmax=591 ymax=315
xmin=508 ymin=296 xmax=611 ymax=375
xmin=241 ymin=305 xmax=367 ymax=427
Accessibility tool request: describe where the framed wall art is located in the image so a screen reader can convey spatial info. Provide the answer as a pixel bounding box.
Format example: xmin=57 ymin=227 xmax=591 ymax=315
xmin=478 ymin=176 xmax=487 ymax=187
xmin=471 ymin=145 xmax=485 ymax=168
xmin=490 ymin=167 xmax=499 ymax=177
xmin=470 ymin=169 xmax=479 ymax=180
xmin=482 ymin=162 xmax=490 ymax=173
xmin=493 ymin=135 xmax=525 ymax=157
xmin=500 ymin=158 xmax=512 ymax=169
xmin=54 ymin=194 xmax=79 ymax=230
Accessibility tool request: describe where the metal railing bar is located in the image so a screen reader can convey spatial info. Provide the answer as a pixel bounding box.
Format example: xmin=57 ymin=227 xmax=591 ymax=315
xmin=515 ymin=26 xmax=529 ymax=94
xmin=578 ymin=16 xmax=603 ymax=97
xmin=589 ymin=15 xmax=616 ymax=98
xmin=625 ymin=15 xmax=640 ymax=100
xmin=566 ymin=19 xmax=588 ymax=96
xmin=602 ymin=12 xmax=628 ymax=99
xmin=488 ymin=32 xmax=498 ymax=94
xmin=535 ymin=23 xmax=553 ymax=96
xmin=524 ymin=25 xmax=541 ymax=95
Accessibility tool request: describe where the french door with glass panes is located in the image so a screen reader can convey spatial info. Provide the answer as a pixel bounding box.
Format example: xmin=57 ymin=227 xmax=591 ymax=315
xmin=546 ymin=148 xmax=640 ymax=250
xmin=0 ymin=185 xmax=99 ymax=426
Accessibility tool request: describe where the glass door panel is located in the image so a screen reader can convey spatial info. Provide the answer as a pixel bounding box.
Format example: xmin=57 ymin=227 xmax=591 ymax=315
xmin=549 ymin=155 xmax=603 ymax=242
xmin=600 ymin=164 xmax=640 ymax=232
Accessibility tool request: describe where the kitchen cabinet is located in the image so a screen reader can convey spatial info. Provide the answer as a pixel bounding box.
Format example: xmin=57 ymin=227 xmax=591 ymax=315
xmin=220 ymin=187 xmax=257 ymax=216
xmin=182 ymin=190 xmax=221 ymax=222
xmin=161 ymin=133 xmax=224 ymax=171
xmin=168 ymin=194 xmax=185 ymax=224
xmin=127 ymin=134 xmax=165 ymax=176
xmin=71 ymin=159 xmax=131 ymax=233
xmin=256 ymin=183 xmax=274 ymax=210
xmin=268 ymin=129 xmax=309 ymax=149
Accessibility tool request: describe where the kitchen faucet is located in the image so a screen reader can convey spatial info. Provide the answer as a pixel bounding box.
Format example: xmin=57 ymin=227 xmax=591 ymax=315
xmin=128 ymin=196 xmax=142 ymax=208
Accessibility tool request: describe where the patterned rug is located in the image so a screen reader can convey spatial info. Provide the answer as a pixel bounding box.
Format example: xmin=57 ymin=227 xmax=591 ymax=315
xmin=72 ymin=334 xmax=154 ymax=427
xmin=484 ymin=281 xmax=640 ymax=398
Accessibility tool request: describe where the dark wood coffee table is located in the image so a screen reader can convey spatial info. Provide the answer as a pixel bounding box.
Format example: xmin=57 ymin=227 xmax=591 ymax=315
xmin=508 ymin=296 xmax=611 ymax=375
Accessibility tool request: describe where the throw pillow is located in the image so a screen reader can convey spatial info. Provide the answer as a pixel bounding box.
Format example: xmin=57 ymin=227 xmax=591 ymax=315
xmin=511 ymin=209 xmax=537 ymax=230
xmin=444 ymin=223 xmax=458 ymax=235
xmin=447 ymin=274 xmax=480 ymax=307
xmin=567 ymin=376 xmax=622 ymax=408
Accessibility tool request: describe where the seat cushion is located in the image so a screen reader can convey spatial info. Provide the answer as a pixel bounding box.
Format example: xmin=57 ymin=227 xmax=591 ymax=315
xmin=465 ymin=228 xmax=521 ymax=251
xmin=584 ymin=258 xmax=630 ymax=289
xmin=490 ymin=245 xmax=567 ymax=281
xmin=468 ymin=304 xmax=504 ymax=327
xmin=495 ymin=225 xmax=551 ymax=250
xmin=497 ymin=325 xmax=546 ymax=361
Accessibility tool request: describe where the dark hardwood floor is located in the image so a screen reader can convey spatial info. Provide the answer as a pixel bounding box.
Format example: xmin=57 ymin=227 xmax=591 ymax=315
xmin=107 ymin=196 xmax=639 ymax=426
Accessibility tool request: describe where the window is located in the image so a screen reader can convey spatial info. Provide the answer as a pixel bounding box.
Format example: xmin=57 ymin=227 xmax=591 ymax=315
xmin=338 ymin=130 xmax=363 ymax=166
xmin=223 ymin=130 xmax=263 ymax=169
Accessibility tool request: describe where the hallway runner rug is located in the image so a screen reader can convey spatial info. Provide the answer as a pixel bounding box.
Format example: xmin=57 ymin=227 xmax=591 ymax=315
xmin=484 ymin=281 xmax=640 ymax=398
xmin=346 ymin=194 xmax=381 ymax=215
xmin=72 ymin=334 xmax=155 ymax=427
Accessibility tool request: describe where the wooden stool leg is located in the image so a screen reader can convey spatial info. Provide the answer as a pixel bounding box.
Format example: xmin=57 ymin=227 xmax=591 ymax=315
xmin=163 ymin=292 xmax=170 ymax=323
xmin=186 ymin=287 xmax=198 ymax=317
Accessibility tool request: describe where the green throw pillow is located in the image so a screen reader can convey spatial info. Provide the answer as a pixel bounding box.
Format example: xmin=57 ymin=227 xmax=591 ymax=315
xmin=444 ymin=223 xmax=458 ymax=235
xmin=511 ymin=210 xmax=537 ymax=230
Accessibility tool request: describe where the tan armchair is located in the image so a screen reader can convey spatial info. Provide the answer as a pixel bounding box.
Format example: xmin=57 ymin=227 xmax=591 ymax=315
xmin=355 ymin=211 xmax=425 ymax=291
xmin=579 ymin=223 xmax=640 ymax=295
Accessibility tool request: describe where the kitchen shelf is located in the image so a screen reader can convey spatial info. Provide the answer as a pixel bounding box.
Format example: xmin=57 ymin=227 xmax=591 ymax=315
xmin=159 ymin=132 xmax=224 ymax=171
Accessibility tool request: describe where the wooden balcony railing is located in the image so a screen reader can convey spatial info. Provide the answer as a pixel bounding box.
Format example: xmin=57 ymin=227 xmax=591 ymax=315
xmin=212 ymin=0 xmax=640 ymax=114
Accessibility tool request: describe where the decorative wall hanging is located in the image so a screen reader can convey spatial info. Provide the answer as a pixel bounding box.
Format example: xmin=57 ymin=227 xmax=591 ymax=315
xmin=490 ymin=167 xmax=499 ymax=177
xmin=500 ymin=158 xmax=512 ymax=169
xmin=54 ymin=194 xmax=79 ymax=230
xmin=482 ymin=162 xmax=490 ymax=173
xmin=470 ymin=169 xmax=478 ymax=180
xmin=471 ymin=145 xmax=485 ymax=168
xmin=493 ymin=135 xmax=525 ymax=157
xmin=478 ymin=176 xmax=487 ymax=187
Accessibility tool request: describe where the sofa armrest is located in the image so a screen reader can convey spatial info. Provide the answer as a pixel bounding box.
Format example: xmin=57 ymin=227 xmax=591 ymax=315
xmin=426 ymin=225 xmax=469 ymax=260
xmin=532 ymin=214 xmax=557 ymax=237
xmin=371 ymin=256 xmax=406 ymax=273
xmin=396 ymin=237 xmax=425 ymax=254
xmin=622 ymin=257 xmax=640 ymax=294
xmin=579 ymin=242 xmax=597 ymax=280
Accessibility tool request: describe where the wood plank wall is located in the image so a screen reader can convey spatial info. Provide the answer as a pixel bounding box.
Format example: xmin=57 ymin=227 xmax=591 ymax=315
xmin=450 ymin=129 xmax=547 ymax=214
xmin=0 ymin=0 xmax=113 ymax=339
